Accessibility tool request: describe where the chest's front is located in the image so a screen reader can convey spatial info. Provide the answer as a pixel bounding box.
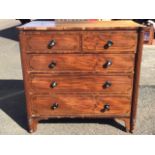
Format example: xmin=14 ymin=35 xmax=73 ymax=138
xmin=18 ymin=21 xmax=144 ymax=133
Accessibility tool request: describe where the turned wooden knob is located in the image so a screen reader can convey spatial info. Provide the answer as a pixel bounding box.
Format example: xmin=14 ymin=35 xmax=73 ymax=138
xmin=103 ymin=81 xmax=112 ymax=88
xmin=51 ymin=103 xmax=59 ymax=110
xmin=48 ymin=39 xmax=56 ymax=49
xmin=49 ymin=61 xmax=56 ymax=69
xmin=101 ymin=104 xmax=110 ymax=112
xmin=50 ymin=81 xmax=57 ymax=88
xmin=104 ymin=40 xmax=113 ymax=49
xmin=103 ymin=60 xmax=112 ymax=68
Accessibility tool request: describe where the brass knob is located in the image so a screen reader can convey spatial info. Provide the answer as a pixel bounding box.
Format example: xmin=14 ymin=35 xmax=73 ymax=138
xmin=51 ymin=103 xmax=59 ymax=110
xmin=104 ymin=40 xmax=113 ymax=49
xmin=103 ymin=60 xmax=112 ymax=68
xmin=49 ymin=61 xmax=56 ymax=69
xmin=101 ymin=104 xmax=110 ymax=112
xmin=103 ymin=81 xmax=112 ymax=88
xmin=50 ymin=81 xmax=57 ymax=88
xmin=48 ymin=39 xmax=56 ymax=49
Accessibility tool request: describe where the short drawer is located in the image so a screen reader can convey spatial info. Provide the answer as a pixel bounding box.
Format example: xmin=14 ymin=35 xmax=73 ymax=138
xmin=28 ymin=54 xmax=135 ymax=74
xmin=29 ymin=74 xmax=133 ymax=95
xmin=82 ymin=31 xmax=137 ymax=53
xmin=31 ymin=94 xmax=131 ymax=116
xmin=25 ymin=32 xmax=80 ymax=53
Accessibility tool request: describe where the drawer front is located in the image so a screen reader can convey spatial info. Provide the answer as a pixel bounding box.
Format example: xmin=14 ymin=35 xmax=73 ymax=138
xmin=28 ymin=54 xmax=135 ymax=73
xmin=25 ymin=32 xmax=80 ymax=53
xmin=30 ymin=75 xmax=133 ymax=95
xmin=31 ymin=94 xmax=131 ymax=116
xmin=82 ymin=31 xmax=137 ymax=53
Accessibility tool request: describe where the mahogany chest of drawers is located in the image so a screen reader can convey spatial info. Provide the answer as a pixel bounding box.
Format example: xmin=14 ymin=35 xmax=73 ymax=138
xmin=18 ymin=20 xmax=144 ymax=133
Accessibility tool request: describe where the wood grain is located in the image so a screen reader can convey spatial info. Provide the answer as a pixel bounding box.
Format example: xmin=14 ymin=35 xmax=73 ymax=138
xmin=28 ymin=54 xmax=135 ymax=74
xmin=30 ymin=74 xmax=133 ymax=95
xmin=82 ymin=31 xmax=138 ymax=52
xmin=17 ymin=20 xmax=144 ymax=31
xmin=31 ymin=94 xmax=131 ymax=116
xmin=130 ymin=28 xmax=144 ymax=132
xmin=18 ymin=20 xmax=144 ymax=133
xmin=25 ymin=32 xmax=80 ymax=53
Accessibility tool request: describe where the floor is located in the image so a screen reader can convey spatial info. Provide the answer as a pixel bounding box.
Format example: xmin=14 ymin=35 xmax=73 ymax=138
xmin=0 ymin=19 xmax=155 ymax=135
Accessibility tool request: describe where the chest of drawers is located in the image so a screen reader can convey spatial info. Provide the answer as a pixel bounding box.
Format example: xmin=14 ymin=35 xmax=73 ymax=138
xmin=18 ymin=20 xmax=144 ymax=133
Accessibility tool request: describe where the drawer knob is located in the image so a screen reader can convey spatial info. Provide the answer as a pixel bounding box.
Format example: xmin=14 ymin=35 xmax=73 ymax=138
xmin=104 ymin=40 xmax=113 ymax=49
xmin=103 ymin=60 xmax=112 ymax=68
xmin=103 ymin=81 xmax=112 ymax=88
xmin=51 ymin=103 xmax=59 ymax=110
xmin=50 ymin=81 xmax=57 ymax=88
xmin=49 ymin=61 xmax=56 ymax=69
xmin=48 ymin=39 xmax=56 ymax=49
xmin=101 ymin=104 xmax=110 ymax=112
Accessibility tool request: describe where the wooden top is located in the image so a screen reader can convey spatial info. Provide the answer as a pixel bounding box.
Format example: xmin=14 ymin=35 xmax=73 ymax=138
xmin=17 ymin=20 xmax=144 ymax=31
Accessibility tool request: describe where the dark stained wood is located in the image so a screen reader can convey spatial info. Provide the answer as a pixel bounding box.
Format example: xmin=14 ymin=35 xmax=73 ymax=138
xmin=18 ymin=20 xmax=144 ymax=133
xmin=31 ymin=94 xmax=131 ymax=117
xmin=30 ymin=74 xmax=133 ymax=95
xmin=28 ymin=54 xmax=135 ymax=74
xmin=82 ymin=31 xmax=138 ymax=52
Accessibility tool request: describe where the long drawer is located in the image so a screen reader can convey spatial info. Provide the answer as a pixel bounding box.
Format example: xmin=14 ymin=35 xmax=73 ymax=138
xmin=31 ymin=94 xmax=131 ymax=117
xmin=28 ymin=54 xmax=135 ymax=73
xmin=29 ymin=74 xmax=133 ymax=95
